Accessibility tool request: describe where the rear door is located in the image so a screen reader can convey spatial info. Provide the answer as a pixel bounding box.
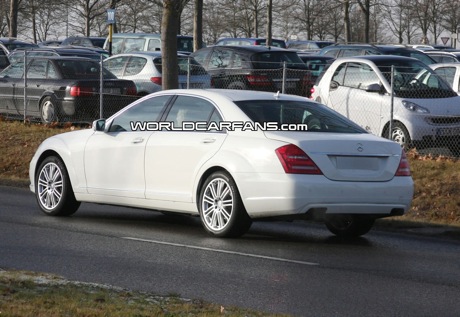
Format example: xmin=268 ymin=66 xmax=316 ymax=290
xmin=145 ymin=95 xmax=226 ymax=202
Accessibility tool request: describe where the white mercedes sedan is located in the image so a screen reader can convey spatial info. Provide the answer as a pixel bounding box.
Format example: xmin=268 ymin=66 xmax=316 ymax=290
xmin=29 ymin=89 xmax=414 ymax=238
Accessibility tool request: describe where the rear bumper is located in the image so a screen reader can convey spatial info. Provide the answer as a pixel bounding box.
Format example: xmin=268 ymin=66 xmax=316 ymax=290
xmin=233 ymin=172 xmax=414 ymax=219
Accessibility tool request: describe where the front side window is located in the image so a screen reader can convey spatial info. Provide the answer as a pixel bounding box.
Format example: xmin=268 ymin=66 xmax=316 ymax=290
xmin=433 ymin=67 xmax=456 ymax=89
xmin=103 ymin=56 xmax=129 ymax=77
xmin=109 ymin=95 xmax=171 ymax=132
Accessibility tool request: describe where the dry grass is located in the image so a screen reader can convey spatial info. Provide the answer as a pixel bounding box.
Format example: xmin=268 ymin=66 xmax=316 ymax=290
xmin=0 ymin=270 xmax=284 ymax=317
xmin=1 ymin=118 xmax=459 ymax=227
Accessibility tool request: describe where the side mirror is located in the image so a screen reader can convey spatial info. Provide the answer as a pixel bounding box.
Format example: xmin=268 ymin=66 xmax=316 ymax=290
xmin=330 ymin=80 xmax=339 ymax=90
xmin=92 ymin=119 xmax=106 ymax=131
xmin=365 ymin=83 xmax=382 ymax=93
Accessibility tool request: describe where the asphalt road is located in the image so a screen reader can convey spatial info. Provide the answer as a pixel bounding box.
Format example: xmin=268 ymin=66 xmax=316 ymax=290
xmin=1 ymin=185 xmax=459 ymax=317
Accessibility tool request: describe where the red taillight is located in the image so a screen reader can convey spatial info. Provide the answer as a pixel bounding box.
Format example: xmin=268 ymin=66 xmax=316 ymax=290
xmin=395 ymin=150 xmax=411 ymax=176
xmin=70 ymin=85 xmax=93 ymax=97
xmin=151 ymin=77 xmax=162 ymax=85
xmin=246 ymin=75 xmax=271 ymax=86
xmin=275 ymin=144 xmax=322 ymax=175
xmin=309 ymin=87 xmax=315 ymax=99
xmin=126 ymin=84 xmax=137 ymax=95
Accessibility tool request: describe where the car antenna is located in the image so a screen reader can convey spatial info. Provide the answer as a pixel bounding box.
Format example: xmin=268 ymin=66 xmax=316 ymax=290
xmin=274 ymin=91 xmax=280 ymax=99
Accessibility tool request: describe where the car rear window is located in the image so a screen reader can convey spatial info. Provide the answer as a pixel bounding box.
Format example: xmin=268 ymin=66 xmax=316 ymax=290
xmin=56 ymin=60 xmax=116 ymax=79
xmin=234 ymin=100 xmax=365 ymax=133
xmin=251 ymin=52 xmax=307 ymax=69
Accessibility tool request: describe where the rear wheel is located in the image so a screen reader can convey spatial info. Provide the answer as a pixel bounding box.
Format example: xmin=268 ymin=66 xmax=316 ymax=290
xmin=227 ymin=81 xmax=247 ymax=90
xmin=199 ymin=171 xmax=252 ymax=238
xmin=36 ymin=156 xmax=80 ymax=216
xmin=40 ymin=97 xmax=58 ymax=123
xmin=325 ymin=215 xmax=375 ymax=238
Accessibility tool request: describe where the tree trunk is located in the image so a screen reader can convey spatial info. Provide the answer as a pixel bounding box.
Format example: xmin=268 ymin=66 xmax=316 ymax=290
xmin=9 ymin=0 xmax=19 ymax=37
xmin=193 ymin=0 xmax=203 ymax=51
xmin=161 ymin=0 xmax=180 ymax=90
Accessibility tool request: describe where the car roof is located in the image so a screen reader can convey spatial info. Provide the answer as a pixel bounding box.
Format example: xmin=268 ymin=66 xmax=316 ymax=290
xmin=9 ymin=47 xmax=99 ymax=54
xmin=201 ymin=45 xmax=291 ymax=53
xmin=107 ymin=51 xmax=190 ymax=58
xmin=334 ymin=55 xmax=420 ymax=63
xmin=430 ymin=62 xmax=460 ymax=68
xmin=425 ymin=50 xmax=460 ymax=56
xmin=153 ymin=88 xmax=308 ymax=103
xmin=26 ymin=55 xmax=97 ymax=61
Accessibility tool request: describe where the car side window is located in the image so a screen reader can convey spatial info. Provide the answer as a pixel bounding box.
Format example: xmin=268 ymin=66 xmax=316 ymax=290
xmin=125 ymin=57 xmax=146 ymax=76
xmin=433 ymin=67 xmax=456 ymax=88
xmin=28 ymin=60 xmax=47 ymax=79
xmin=332 ymin=63 xmax=346 ymax=85
xmin=147 ymin=39 xmax=161 ymax=51
xmin=104 ymin=56 xmax=129 ymax=77
xmin=191 ymin=49 xmax=209 ymax=66
xmin=165 ymin=96 xmax=221 ymax=129
xmin=343 ymin=63 xmax=379 ymax=89
xmin=108 ymin=95 xmax=171 ymax=132
xmin=46 ymin=61 xmax=58 ymax=79
xmin=209 ymin=49 xmax=231 ymax=69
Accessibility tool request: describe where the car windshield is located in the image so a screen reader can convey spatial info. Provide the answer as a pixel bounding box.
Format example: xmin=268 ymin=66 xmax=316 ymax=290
xmin=251 ymin=52 xmax=308 ymax=69
xmin=234 ymin=100 xmax=366 ymax=133
xmin=56 ymin=60 xmax=116 ymax=79
xmin=374 ymin=59 xmax=457 ymax=98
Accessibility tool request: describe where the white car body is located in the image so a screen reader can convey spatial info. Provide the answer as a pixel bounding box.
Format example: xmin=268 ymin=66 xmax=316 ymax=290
xmin=311 ymin=55 xmax=460 ymax=150
xmin=29 ymin=89 xmax=414 ymax=238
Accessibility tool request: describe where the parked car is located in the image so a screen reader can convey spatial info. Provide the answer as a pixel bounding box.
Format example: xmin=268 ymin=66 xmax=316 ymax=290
xmin=0 ymin=56 xmax=138 ymax=123
xmin=60 ymin=36 xmax=106 ymax=48
xmin=103 ymin=52 xmax=212 ymax=95
xmin=38 ymin=40 xmax=63 ymax=47
xmin=318 ymin=44 xmax=435 ymax=65
xmin=287 ymin=40 xmax=334 ymax=53
xmin=215 ymin=37 xmax=287 ymax=48
xmin=424 ymin=50 xmax=460 ymax=63
xmin=318 ymin=43 xmax=382 ymax=57
xmin=0 ymin=48 xmax=9 ymax=71
xmin=430 ymin=63 xmax=460 ymax=94
xmin=0 ymin=38 xmax=38 ymax=54
xmin=103 ymin=33 xmax=194 ymax=55
xmin=374 ymin=45 xmax=436 ymax=65
xmin=29 ymin=89 xmax=414 ymax=238
xmin=191 ymin=46 xmax=312 ymax=96
xmin=8 ymin=47 xmax=102 ymax=64
xmin=311 ymin=55 xmax=460 ymax=155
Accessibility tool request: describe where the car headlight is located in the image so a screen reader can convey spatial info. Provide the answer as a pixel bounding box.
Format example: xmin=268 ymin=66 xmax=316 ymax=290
xmin=402 ymin=100 xmax=430 ymax=113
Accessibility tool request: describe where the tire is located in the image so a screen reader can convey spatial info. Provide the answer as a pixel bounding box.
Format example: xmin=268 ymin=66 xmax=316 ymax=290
xmin=389 ymin=122 xmax=411 ymax=150
xmin=227 ymin=81 xmax=247 ymax=90
xmin=199 ymin=171 xmax=252 ymax=238
xmin=35 ymin=156 xmax=80 ymax=216
xmin=325 ymin=214 xmax=375 ymax=238
xmin=40 ymin=96 xmax=58 ymax=123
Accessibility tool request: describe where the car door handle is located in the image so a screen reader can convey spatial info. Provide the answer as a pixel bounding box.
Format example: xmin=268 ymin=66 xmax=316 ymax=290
xmin=201 ymin=138 xmax=216 ymax=143
xmin=132 ymin=137 xmax=144 ymax=144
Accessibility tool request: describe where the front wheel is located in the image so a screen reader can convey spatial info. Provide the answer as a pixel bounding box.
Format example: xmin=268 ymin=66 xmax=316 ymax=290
xmin=36 ymin=156 xmax=80 ymax=216
xmin=325 ymin=215 xmax=375 ymax=238
xmin=199 ymin=171 xmax=252 ymax=238
xmin=387 ymin=122 xmax=411 ymax=150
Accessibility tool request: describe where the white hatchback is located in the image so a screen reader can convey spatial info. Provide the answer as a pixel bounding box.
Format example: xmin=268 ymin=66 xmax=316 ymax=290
xmin=29 ymin=89 xmax=414 ymax=238
xmin=311 ymin=55 xmax=460 ymax=156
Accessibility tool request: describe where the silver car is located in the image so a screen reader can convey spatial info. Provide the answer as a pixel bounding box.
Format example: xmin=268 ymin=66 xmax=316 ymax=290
xmin=103 ymin=52 xmax=212 ymax=95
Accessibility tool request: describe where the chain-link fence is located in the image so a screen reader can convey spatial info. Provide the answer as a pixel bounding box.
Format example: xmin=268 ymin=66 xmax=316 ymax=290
xmin=312 ymin=63 xmax=460 ymax=158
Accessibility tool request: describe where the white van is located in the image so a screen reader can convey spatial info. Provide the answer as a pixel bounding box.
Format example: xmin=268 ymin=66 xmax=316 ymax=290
xmin=103 ymin=33 xmax=194 ymax=55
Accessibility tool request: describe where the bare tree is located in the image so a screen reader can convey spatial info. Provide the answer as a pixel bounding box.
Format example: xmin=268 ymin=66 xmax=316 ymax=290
xmin=70 ymin=0 xmax=107 ymax=36
xmin=161 ymin=0 xmax=179 ymax=89
xmin=442 ymin=0 xmax=460 ymax=47
xmin=9 ymin=0 xmax=19 ymax=37
xmin=193 ymin=0 xmax=203 ymax=51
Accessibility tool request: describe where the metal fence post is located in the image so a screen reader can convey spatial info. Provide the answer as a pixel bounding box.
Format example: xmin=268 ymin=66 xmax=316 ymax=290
xmin=99 ymin=54 xmax=103 ymax=119
xmin=389 ymin=65 xmax=394 ymax=140
xmin=282 ymin=61 xmax=286 ymax=94
xmin=23 ymin=51 xmax=28 ymax=123
xmin=187 ymin=56 xmax=191 ymax=89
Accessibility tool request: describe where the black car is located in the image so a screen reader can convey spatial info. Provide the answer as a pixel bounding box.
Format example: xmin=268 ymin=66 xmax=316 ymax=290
xmin=8 ymin=47 xmax=102 ymax=64
xmin=0 ymin=38 xmax=39 ymax=71
xmin=191 ymin=46 xmax=311 ymax=97
xmin=0 ymin=56 xmax=138 ymax=123
xmin=318 ymin=43 xmax=435 ymax=65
